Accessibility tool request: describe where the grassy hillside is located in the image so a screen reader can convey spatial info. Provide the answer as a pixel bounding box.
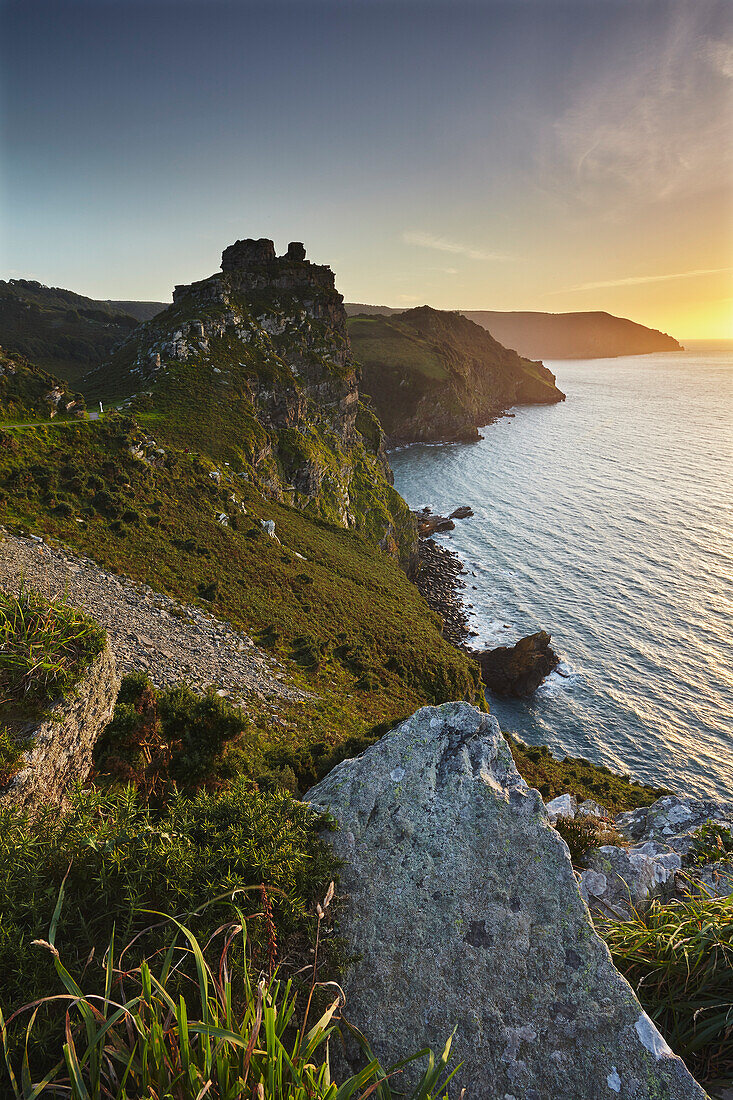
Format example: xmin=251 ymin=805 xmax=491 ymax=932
xmin=0 ymin=415 xmax=480 ymax=770
xmin=348 ymin=308 xmax=563 ymax=444
xmin=0 ymin=280 xmax=140 ymax=384
xmin=0 ymin=346 xmax=85 ymax=422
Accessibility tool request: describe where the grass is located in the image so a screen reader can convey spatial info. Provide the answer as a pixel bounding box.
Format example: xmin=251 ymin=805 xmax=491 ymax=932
xmin=598 ymin=890 xmax=733 ymax=1095
xmin=0 ymin=588 xmax=106 ymax=784
xmin=0 ymin=588 xmax=106 ymax=721
xmin=1 ymin=890 xmax=459 ymax=1100
xmin=0 ymin=782 xmax=338 ymax=1077
xmin=0 ymin=416 xmax=480 ymax=757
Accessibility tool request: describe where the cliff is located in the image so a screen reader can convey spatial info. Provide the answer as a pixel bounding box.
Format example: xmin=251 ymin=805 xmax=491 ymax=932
xmin=348 ymin=306 xmax=564 ymax=445
xmin=85 ymin=239 xmax=415 ymax=562
xmin=345 ymin=303 xmax=683 ymax=360
xmin=461 ymin=309 xmax=683 ymax=359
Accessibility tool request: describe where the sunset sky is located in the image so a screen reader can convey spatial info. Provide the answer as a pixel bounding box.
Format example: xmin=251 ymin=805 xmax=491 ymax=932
xmin=2 ymin=0 xmax=731 ymax=339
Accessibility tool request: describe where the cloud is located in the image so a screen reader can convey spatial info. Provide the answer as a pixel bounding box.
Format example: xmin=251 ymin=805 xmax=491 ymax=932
xmin=402 ymin=231 xmax=513 ymax=262
xmin=554 ymin=267 xmax=732 ymax=294
xmin=543 ymin=9 xmax=733 ymax=213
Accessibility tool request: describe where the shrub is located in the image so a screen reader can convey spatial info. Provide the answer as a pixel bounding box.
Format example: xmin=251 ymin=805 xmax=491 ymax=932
xmin=94 ymin=674 xmax=248 ymax=795
xmin=598 ymin=891 xmax=733 ymax=1094
xmin=554 ymin=814 xmax=625 ymax=864
xmin=0 ymin=782 xmax=337 ymax=1076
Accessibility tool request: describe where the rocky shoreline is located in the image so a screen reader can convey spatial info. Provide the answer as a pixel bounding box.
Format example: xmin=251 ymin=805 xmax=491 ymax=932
xmin=414 ymin=536 xmax=474 ymax=648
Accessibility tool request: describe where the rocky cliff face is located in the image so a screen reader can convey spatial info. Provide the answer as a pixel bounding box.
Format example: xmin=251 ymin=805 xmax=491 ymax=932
xmin=86 ymin=240 xmax=415 ymax=564
xmin=348 ymin=306 xmax=564 ymax=445
xmin=0 ymin=643 xmax=119 ymax=813
xmin=307 ymin=703 xmax=706 ymax=1100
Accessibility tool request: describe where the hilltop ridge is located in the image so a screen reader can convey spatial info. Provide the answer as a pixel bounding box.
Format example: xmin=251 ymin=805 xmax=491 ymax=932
xmin=345 ymin=303 xmax=682 ymax=359
xmin=349 ymin=305 xmax=564 ymax=445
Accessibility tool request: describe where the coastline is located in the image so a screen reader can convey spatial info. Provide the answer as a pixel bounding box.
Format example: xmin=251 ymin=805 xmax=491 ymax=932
xmin=414 ymin=534 xmax=475 ymax=650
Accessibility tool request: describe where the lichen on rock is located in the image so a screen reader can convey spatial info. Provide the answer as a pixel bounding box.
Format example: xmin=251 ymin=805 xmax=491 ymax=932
xmin=307 ymin=702 xmax=706 ymax=1100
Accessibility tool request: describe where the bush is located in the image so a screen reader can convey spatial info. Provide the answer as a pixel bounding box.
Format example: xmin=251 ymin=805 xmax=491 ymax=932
xmin=598 ymin=891 xmax=733 ymax=1094
xmin=94 ymin=674 xmax=249 ymax=795
xmin=0 ymin=782 xmax=337 ymax=1075
xmin=554 ymin=814 xmax=625 ymax=864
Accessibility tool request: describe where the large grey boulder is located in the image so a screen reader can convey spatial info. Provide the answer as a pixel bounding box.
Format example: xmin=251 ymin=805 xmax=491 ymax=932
xmin=0 ymin=643 xmax=119 ymax=814
xmin=308 ymin=702 xmax=705 ymax=1100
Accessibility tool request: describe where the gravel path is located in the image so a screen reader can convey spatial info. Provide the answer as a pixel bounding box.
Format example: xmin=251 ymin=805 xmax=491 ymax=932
xmin=0 ymin=528 xmax=304 ymax=705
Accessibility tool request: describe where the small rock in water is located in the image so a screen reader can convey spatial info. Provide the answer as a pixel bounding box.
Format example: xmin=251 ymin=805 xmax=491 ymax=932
xmin=474 ymin=630 xmax=559 ymax=697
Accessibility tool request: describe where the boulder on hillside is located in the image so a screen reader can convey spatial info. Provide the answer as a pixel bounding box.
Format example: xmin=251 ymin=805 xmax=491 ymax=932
xmin=476 ymin=629 xmax=559 ymax=696
xmin=0 ymin=643 xmax=119 ymax=814
xmin=307 ymin=702 xmax=704 ymax=1100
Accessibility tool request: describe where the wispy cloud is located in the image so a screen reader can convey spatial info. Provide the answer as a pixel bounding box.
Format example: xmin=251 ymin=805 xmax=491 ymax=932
xmin=402 ymin=231 xmax=513 ymax=262
xmin=554 ymin=267 xmax=732 ymax=294
xmin=541 ymin=9 xmax=733 ymax=213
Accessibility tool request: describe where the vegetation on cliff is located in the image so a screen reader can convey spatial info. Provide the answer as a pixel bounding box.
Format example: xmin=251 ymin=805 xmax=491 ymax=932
xmin=0 ymin=782 xmax=337 ymax=1076
xmin=83 ymin=242 xmax=415 ymax=562
xmin=600 ymin=892 xmax=733 ymax=1093
xmin=0 ymin=346 xmax=85 ymax=423
xmin=348 ymin=307 xmax=563 ymax=445
xmin=0 ymin=281 xmax=140 ymax=384
xmin=0 ymin=415 xmax=480 ymax=757
xmin=0 ymin=588 xmax=106 ymax=783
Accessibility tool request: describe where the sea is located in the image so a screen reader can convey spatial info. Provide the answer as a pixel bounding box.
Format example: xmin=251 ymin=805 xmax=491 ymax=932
xmin=390 ymin=342 xmax=733 ymax=801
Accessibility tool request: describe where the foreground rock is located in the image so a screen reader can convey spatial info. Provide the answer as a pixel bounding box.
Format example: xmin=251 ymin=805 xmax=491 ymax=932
xmin=308 ymin=702 xmax=704 ymax=1099
xmin=475 ymin=629 xmax=559 ymax=696
xmin=1 ymin=643 xmax=119 ymax=813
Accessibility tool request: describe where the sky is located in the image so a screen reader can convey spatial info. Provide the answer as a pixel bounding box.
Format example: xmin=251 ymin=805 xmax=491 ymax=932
xmin=1 ymin=0 xmax=732 ymax=339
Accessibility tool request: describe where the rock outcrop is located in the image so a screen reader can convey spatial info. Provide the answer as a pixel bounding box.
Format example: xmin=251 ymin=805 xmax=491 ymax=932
xmin=307 ymin=702 xmax=705 ymax=1100
xmin=85 ymin=238 xmax=416 ymax=566
xmin=548 ymin=791 xmax=733 ymax=917
xmin=348 ymin=307 xmax=564 ymax=445
xmin=475 ymin=629 xmax=559 ymax=696
xmin=0 ymin=643 xmax=119 ymax=813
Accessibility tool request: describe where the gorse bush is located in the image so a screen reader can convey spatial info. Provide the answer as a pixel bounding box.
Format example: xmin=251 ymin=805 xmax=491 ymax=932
xmin=598 ymin=889 xmax=733 ymax=1094
xmin=553 ymin=814 xmax=626 ymax=865
xmin=93 ymin=673 xmax=249 ymax=798
xmin=0 ymin=783 xmax=337 ymax=1074
xmin=1 ymin=891 xmax=459 ymax=1100
xmin=0 ymin=586 xmax=106 ymax=722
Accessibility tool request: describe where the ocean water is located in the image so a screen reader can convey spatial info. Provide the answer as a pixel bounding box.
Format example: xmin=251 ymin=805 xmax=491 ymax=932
xmin=390 ymin=344 xmax=733 ymax=800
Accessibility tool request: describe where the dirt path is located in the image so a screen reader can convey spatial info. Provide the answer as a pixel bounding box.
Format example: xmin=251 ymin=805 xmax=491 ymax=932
xmin=0 ymin=528 xmax=304 ymax=706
